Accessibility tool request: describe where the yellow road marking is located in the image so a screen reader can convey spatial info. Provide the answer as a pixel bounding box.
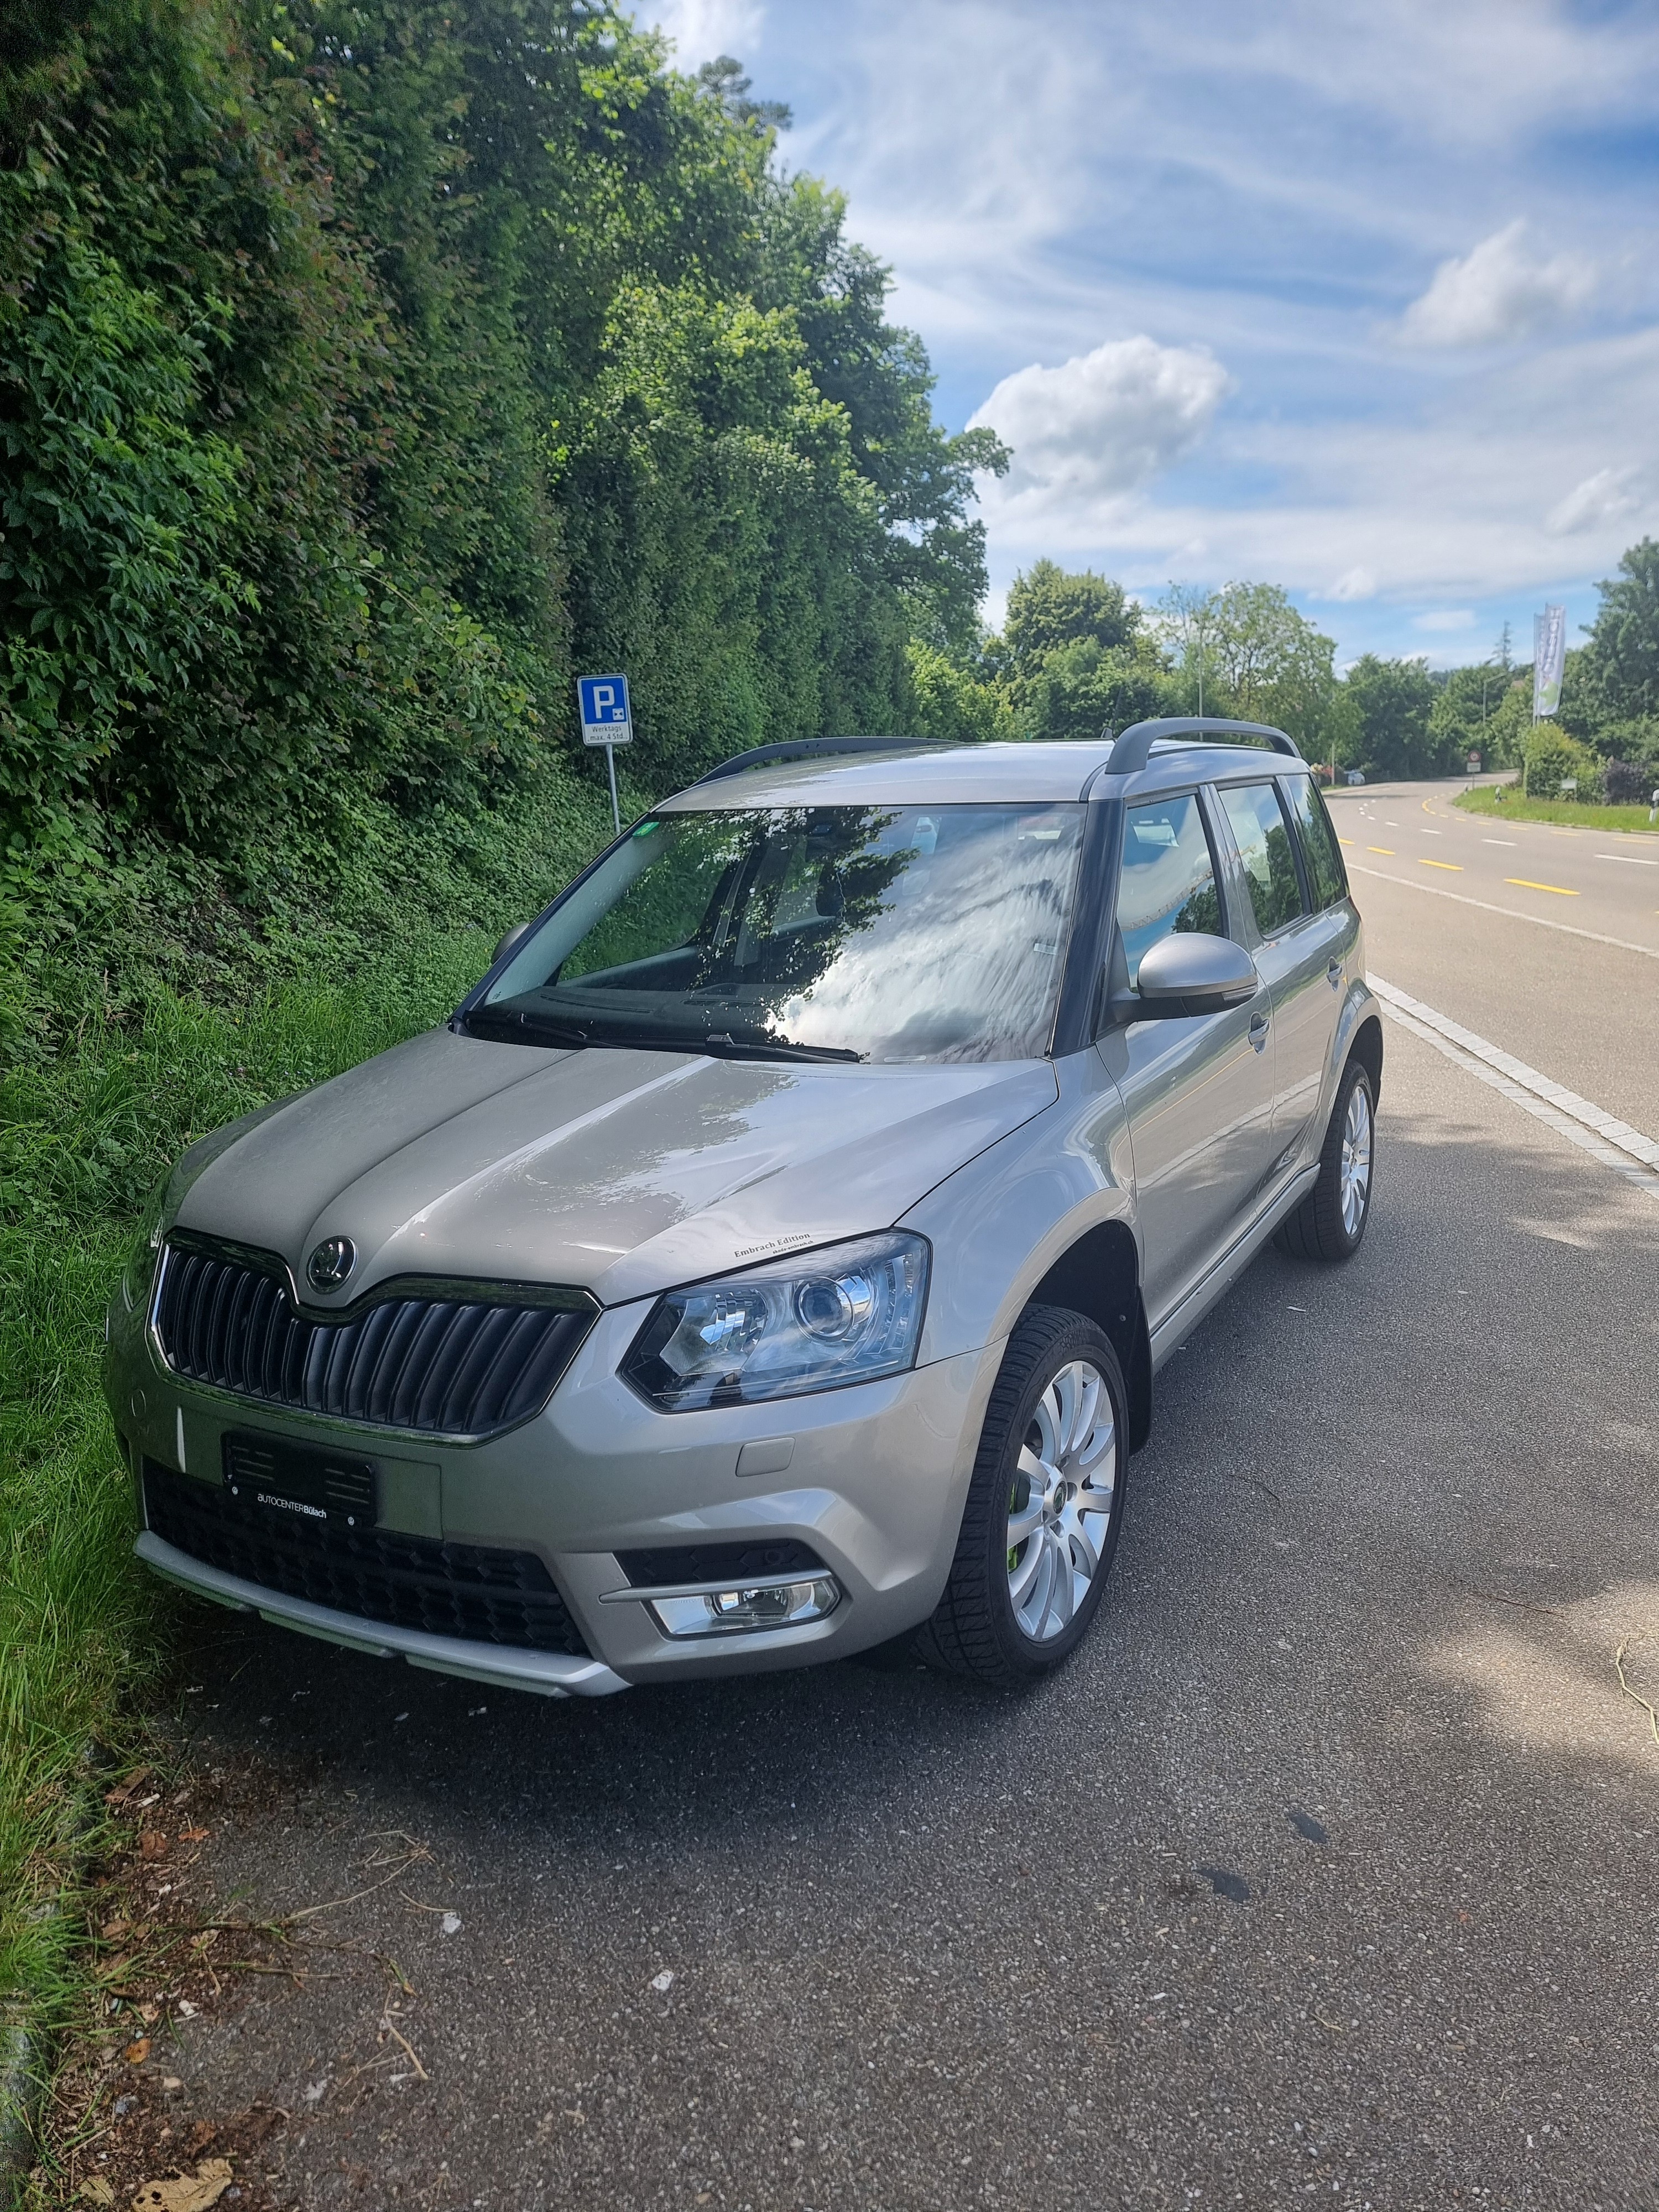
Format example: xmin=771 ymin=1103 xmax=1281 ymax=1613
xmin=1337 ymin=837 xmax=1355 ymax=847
xmin=1367 ymin=846 xmax=1394 ymax=855
xmin=1505 ymin=878 xmax=1579 ymax=896
xmin=1419 ymin=859 xmax=1463 ymax=871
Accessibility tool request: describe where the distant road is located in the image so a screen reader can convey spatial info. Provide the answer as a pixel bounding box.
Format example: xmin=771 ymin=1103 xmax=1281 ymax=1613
xmin=1328 ymin=779 xmax=1659 ymax=1141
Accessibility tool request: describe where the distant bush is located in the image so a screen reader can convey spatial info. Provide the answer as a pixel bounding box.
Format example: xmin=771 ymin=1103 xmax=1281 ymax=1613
xmin=1603 ymin=758 xmax=1659 ymax=806
xmin=1522 ymin=727 xmax=1601 ymax=801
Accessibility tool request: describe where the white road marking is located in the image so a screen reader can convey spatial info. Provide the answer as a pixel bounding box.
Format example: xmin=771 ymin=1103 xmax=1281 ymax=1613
xmin=1347 ymin=863 xmax=1659 ymax=960
xmin=1420 ymin=828 xmax=1443 ymax=835
xmin=1598 ymin=853 xmax=1657 ymax=866
xmin=1369 ymin=975 xmax=1659 ymax=1197
xmin=1483 ymin=838 xmax=1516 ymax=846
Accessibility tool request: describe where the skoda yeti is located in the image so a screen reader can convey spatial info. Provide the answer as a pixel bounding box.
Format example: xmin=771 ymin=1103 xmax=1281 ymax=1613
xmin=105 ymin=719 xmax=1381 ymax=1695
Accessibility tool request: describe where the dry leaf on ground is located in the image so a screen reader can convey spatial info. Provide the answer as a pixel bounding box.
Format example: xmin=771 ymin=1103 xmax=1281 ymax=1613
xmin=122 ymin=2038 xmax=151 ymax=2064
xmin=129 ymin=2158 xmax=234 ymax=2211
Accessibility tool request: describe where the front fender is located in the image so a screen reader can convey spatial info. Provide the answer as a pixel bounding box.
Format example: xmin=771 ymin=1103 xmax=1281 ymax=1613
xmin=901 ymin=1052 xmax=1138 ymax=1366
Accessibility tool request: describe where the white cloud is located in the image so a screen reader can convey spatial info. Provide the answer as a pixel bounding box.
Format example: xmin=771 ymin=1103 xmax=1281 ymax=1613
xmin=739 ymin=0 xmax=1659 ymax=650
xmin=1322 ymin=567 xmax=1378 ymax=603
xmin=1165 ymin=1 xmax=1659 ymax=150
xmin=1400 ymin=221 xmax=1596 ymax=348
xmin=648 ymin=0 xmax=765 ymax=67
xmin=967 ymin=337 xmax=1230 ymax=512
xmin=1413 ymin=609 xmax=1477 ymax=632
xmin=974 ymin=321 xmax=1659 ymax=612
xmin=1547 ymin=466 xmax=1641 ymax=536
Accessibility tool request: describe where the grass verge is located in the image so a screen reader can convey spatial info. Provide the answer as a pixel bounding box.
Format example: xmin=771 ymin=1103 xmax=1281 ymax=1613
xmin=1 ymin=775 xmax=618 ymax=2150
xmin=0 ymin=934 xmax=494 ymax=2052
xmin=1453 ymin=783 xmax=1659 ymax=834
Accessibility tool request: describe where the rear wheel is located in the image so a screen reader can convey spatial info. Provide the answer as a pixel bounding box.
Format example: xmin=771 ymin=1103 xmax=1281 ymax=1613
xmin=1274 ymin=1057 xmax=1375 ymax=1262
xmin=916 ymin=1307 xmax=1127 ymax=1688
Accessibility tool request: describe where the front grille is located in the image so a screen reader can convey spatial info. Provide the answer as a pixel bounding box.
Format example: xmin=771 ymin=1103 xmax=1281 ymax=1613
xmin=615 ymin=1538 xmax=826 ymax=1587
xmin=143 ymin=1460 xmax=590 ymax=1655
xmin=155 ymin=1241 xmax=593 ymax=1438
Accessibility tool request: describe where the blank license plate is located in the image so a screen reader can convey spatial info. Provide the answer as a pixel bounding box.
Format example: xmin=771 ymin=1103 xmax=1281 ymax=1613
xmin=222 ymin=1431 xmax=378 ymax=1528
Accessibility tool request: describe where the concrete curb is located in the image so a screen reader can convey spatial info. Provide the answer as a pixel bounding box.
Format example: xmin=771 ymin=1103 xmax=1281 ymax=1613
xmin=2 ymin=1751 xmax=112 ymax=2208
xmin=0 ymin=2002 xmax=43 ymax=2210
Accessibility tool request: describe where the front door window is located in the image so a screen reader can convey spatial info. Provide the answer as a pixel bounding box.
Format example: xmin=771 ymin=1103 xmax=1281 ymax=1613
xmin=1115 ymin=794 xmax=1223 ymax=986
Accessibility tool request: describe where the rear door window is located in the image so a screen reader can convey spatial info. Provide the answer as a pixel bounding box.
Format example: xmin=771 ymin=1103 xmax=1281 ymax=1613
xmin=1218 ymin=782 xmax=1305 ymax=938
xmin=1116 ymin=795 xmax=1223 ymax=987
xmin=1280 ymin=776 xmax=1348 ymax=911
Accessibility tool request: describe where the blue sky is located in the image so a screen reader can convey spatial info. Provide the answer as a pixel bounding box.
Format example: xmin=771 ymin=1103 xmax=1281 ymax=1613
xmin=648 ymin=0 xmax=1659 ymax=669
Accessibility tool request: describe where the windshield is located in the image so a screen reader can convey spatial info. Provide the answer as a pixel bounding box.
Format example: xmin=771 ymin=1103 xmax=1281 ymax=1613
xmin=470 ymin=803 xmax=1085 ymax=1064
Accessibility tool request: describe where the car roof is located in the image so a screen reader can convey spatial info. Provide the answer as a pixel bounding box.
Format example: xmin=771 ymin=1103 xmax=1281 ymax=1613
xmin=659 ymin=737 xmax=1312 ymax=812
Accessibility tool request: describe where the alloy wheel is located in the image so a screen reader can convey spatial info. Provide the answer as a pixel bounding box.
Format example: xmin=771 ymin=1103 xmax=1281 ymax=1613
xmin=1340 ymin=1080 xmax=1372 ymax=1239
xmin=1006 ymin=1358 xmax=1118 ymax=1643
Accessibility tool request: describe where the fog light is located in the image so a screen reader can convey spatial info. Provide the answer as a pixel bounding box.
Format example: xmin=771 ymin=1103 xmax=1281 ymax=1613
xmin=648 ymin=1575 xmax=840 ymax=1639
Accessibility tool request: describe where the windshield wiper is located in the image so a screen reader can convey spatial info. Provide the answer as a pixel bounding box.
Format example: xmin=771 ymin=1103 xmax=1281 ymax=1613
xmin=699 ymin=1032 xmax=864 ymax=1064
xmin=465 ymin=1008 xmax=862 ymax=1063
xmin=462 ymin=1008 xmax=592 ymax=1048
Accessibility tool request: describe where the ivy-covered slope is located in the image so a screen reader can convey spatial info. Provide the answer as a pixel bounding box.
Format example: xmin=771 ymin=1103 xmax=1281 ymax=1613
xmin=0 ymin=0 xmax=1001 ymax=1039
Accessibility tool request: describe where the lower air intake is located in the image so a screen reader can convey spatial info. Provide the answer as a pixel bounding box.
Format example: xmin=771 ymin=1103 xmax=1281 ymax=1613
xmin=143 ymin=1460 xmax=590 ymax=1657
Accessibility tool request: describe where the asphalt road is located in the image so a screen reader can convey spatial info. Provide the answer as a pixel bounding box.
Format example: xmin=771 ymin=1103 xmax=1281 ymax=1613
xmin=95 ymin=794 xmax=1659 ymax=2212
xmin=1326 ymin=781 xmax=1659 ymax=1135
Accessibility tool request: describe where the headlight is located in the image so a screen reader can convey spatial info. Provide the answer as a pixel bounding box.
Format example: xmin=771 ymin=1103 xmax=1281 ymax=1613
xmin=622 ymin=1232 xmax=930 ymax=1411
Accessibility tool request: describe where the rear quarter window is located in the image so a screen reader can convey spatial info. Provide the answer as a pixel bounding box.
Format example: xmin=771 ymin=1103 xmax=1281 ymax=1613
xmin=1281 ymin=776 xmax=1348 ymax=911
xmin=1218 ymin=782 xmax=1304 ymax=937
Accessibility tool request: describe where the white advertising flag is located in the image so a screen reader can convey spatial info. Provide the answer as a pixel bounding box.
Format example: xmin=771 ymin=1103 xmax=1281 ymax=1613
xmin=1533 ymin=605 xmax=1566 ymax=719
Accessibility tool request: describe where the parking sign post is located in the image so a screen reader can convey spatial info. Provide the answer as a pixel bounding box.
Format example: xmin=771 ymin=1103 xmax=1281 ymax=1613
xmin=577 ymin=674 xmax=633 ymax=836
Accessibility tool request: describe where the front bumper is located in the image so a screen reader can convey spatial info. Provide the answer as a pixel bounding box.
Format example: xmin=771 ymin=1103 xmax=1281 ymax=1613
xmin=134 ymin=1530 xmax=630 ymax=1695
xmin=107 ymin=1288 xmax=1000 ymax=1693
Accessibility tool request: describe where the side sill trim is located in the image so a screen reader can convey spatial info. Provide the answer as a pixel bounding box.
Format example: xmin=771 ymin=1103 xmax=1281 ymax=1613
xmin=134 ymin=1531 xmax=631 ymax=1698
xmin=1147 ymin=1165 xmax=1320 ymax=1371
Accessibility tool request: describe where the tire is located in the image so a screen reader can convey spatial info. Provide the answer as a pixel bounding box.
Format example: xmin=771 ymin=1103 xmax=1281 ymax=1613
xmin=1274 ymin=1056 xmax=1375 ymax=1263
xmin=915 ymin=1306 xmax=1128 ymax=1689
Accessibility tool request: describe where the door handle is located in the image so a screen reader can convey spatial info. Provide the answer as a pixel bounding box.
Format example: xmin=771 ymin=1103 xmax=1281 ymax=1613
xmin=1248 ymin=1013 xmax=1269 ymax=1052
xmin=1327 ymin=959 xmax=1343 ymax=990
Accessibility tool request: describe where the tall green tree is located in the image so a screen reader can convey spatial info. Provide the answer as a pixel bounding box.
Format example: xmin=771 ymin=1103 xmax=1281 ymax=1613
xmin=1428 ymin=661 xmax=1519 ymax=768
xmin=1345 ymin=655 xmax=1438 ymax=779
xmin=999 ymin=560 xmax=1172 ymax=742
xmin=0 ymin=0 xmax=998 ymax=973
xmin=1571 ymin=539 xmax=1659 ymax=769
xmin=1158 ymin=582 xmax=1353 ymax=761
xmin=1580 ymin=538 xmax=1659 ymax=724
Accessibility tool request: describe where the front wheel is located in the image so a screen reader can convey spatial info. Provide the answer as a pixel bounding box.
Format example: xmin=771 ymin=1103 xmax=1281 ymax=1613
xmin=916 ymin=1307 xmax=1128 ymax=1688
xmin=1274 ymin=1056 xmax=1375 ymax=1262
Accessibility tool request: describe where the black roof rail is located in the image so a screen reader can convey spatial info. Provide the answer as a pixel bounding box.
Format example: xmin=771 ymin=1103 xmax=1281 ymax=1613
xmin=690 ymin=735 xmax=963 ymax=786
xmin=1102 ymin=717 xmax=1302 ymax=781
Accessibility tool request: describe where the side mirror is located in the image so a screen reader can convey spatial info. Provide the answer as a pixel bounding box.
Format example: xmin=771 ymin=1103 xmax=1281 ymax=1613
xmin=1118 ymin=932 xmax=1260 ymax=1021
xmin=492 ymin=921 xmax=532 ymax=967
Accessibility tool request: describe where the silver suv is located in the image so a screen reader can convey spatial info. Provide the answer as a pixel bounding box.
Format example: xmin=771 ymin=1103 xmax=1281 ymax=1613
xmin=105 ymin=720 xmax=1379 ymax=1696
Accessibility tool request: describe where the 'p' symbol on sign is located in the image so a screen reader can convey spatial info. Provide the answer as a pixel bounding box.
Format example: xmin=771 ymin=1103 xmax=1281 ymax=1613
xmin=577 ymin=673 xmax=633 ymax=745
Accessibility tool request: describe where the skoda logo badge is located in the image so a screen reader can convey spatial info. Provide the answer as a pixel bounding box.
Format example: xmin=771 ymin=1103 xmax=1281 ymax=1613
xmin=306 ymin=1236 xmax=357 ymax=1293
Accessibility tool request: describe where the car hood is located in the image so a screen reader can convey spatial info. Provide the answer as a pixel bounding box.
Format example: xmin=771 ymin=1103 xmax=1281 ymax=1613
xmin=175 ymin=1027 xmax=1060 ymax=1307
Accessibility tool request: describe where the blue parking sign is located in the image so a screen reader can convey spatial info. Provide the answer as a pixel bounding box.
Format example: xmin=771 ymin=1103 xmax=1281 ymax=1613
xmin=577 ymin=673 xmax=633 ymax=747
